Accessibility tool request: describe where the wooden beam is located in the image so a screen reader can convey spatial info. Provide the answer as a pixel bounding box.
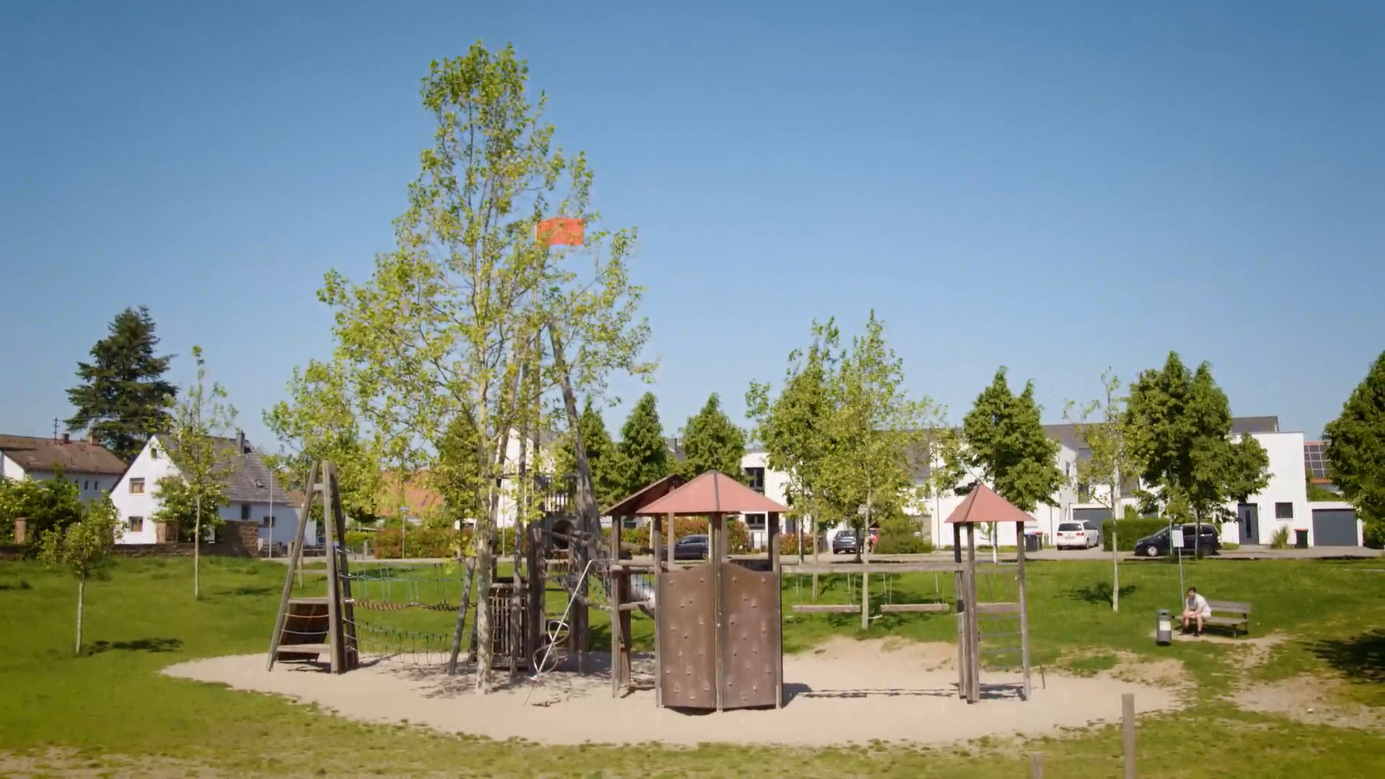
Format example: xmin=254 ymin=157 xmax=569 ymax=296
xmin=792 ymin=604 xmax=861 ymax=614
xmin=975 ymin=601 xmax=1021 ymax=615
xmin=1017 ymin=520 xmax=1032 ymax=700
xmin=879 ymin=603 xmax=949 ymax=614
xmin=267 ymin=461 xmax=318 ymax=671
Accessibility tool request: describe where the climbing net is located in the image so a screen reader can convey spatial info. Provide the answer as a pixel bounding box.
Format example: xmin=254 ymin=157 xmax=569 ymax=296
xmin=338 ymin=563 xmax=469 ymax=665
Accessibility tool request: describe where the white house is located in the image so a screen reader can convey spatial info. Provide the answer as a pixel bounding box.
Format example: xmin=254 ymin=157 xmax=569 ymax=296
xmin=0 ymin=433 xmax=127 ymax=501
xmin=738 ymin=449 xmax=797 ymax=549
xmin=111 ymin=432 xmax=314 ymax=548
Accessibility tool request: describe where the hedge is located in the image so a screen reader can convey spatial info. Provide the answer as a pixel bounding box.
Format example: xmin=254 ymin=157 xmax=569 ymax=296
xmin=876 ymin=534 xmax=934 ymax=555
xmin=374 ymin=526 xmax=472 ymax=559
xmin=1100 ymin=518 xmax=1170 ymax=552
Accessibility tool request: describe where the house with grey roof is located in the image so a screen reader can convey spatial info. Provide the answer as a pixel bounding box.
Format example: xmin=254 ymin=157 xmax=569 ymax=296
xmin=0 ymin=432 xmax=127 ymax=501
xmin=110 ymin=431 xmax=314 ymax=549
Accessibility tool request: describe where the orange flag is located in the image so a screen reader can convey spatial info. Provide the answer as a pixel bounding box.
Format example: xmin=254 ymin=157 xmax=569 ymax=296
xmin=536 ymin=217 xmax=584 ymax=247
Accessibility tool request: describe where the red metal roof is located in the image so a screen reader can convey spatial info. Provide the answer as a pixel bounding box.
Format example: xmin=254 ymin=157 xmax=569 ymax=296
xmin=636 ymin=471 xmax=789 ymax=516
xmin=943 ymin=483 xmax=1033 ymax=524
xmin=601 ymin=474 xmax=686 ymax=516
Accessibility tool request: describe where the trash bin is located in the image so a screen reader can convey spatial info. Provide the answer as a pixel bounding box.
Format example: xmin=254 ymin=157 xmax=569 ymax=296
xmin=1156 ymin=609 xmax=1173 ymax=645
xmin=1024 ymin=533 xmax=1041 ymax=553
xmin=1295 ymin=529 xmax=1309 ymax=549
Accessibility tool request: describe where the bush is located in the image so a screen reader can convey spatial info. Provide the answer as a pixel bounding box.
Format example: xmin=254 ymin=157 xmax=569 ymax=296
xmin=1269 ymin=525 xmax=1291 ymax=550
xmin=373 ymin=526 xmax=471 ymax=559
xmin=1101 ymin=518 xmax=1169 ymax=552
xmin=1365 ymin=522 xmax=1385 ymax=550
xmin=875 ymin=534 xmax=933 ymax=555
xmin=343 ymin=530 xmax=373 ymax=554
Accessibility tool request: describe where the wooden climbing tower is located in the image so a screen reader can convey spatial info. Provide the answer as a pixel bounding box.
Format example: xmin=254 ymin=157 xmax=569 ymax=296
xmin=267 ymin=460 xmax=359 ymax=673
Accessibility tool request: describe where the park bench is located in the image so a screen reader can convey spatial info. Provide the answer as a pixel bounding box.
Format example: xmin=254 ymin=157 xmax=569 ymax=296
xmin=1200 ymin=600 xmax=1252 ymax=637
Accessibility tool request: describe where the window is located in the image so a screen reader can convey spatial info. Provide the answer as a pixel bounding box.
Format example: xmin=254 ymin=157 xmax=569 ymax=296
xmin=129 ymin=478 xmax=145 ymax=494
xmin=83 ymin=480 xmax=89 ymax=490
xmin=1275 ymin=502 xmax=1294 ymax=520
xmin=150 ymin=445 xmax=160 ymax=460
xmin=744 ymin=513 xmax=766 ymax=530
xmin=261 ymin=516 xmax=272 ymax=528
xmin=128 ymin=516 xmax=144 ymax=532
xmin=240 ymin=504 xmax=251 ymax=521
xmin=744 ymin=467 xmax=765 ymax=494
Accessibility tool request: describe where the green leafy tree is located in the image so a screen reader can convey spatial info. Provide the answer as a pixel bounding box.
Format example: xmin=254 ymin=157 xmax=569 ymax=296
xmin=293 ymin=45 xmax=650 ymax=690
xmin=555 ymin=397 xmax=622 ymax=508
xmin=38 ymin=496 xmax=122 ymax=654
xmin=746 ymin=318 xmax=841 ymax=567
xmin=1125 ymin=352 xmax=1270 ymax=537
xmin=156 ymin=346 xmax=237 ymax=600
xmin=264 ymin=361 xmax=382 ymax=525
xmin=818 ymin=311 xmax=937 ymax=628
xmin=65 ymin=306 xmax=178 ymax=461
xmin=1064 ymin=370 xmax=1142 ymax=611
xmin=614 ymin=392 xmax=670 ymax=497
xmin=676 ymin=394 xmax=747 ymax=481
xmin=940 ymin=367 xmax=1064 ymax=561
xmin=433 ymin=405 xmax=486 ymax=527
xmin=0 ymin=468 xmax=85 ymax=545
xmin=1323 ymin=351 xmax=1385 ymax=537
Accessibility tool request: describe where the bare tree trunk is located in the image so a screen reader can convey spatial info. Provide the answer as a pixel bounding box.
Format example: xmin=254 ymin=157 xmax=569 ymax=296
xmin=1111 ymin=469 xmax=1122 ymax=613
xmin=194 ymin=501 xmax=201 ymax=600
xmin=75 ymin=573 xmax=85 ymax=655
xmin=860 ymin=491 xmax=871 ymax=631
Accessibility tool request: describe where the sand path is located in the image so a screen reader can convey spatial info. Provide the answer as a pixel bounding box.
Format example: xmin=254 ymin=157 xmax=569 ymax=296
xmin=164 ymin=638 xmax=1180 ymax=747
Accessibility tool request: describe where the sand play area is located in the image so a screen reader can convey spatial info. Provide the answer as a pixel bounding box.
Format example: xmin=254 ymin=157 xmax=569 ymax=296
xmin=165 ymin=638 xmax=1183 ymax=747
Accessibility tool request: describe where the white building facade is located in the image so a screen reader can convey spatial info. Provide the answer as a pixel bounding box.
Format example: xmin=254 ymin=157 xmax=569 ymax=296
xmin=111 ymin=434 xmax=313 ymax=548
xmin=0 ymin=433 xmax=127 ymax=502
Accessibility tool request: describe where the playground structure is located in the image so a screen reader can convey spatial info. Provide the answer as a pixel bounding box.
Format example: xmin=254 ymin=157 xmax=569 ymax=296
xmin=265 ymin=460 xmax=1027 ymax=710
xmin=786 ymin=482 xmax=1034 ymax=703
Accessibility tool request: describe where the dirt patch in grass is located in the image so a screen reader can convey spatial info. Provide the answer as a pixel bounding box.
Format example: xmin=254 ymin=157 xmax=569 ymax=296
xmin=1232 ymin=676 xmax=1384 ymax=730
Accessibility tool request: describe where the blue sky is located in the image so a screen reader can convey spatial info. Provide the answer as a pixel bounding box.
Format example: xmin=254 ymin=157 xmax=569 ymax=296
xmin=2 ymin=1 xmax=1381 ymax=449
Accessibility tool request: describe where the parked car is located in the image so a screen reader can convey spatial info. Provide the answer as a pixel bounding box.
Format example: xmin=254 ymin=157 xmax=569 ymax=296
xmin=1055 ymin=521 xmax=1099 ymax=549
xmin=1082 ymin=520 xmax=1103 ymax=548
xmin=832 ymin=529 xmax=858 ymax=555
xmin=1133 ymin=524 xmax=1221 ymax=557
xmin=673 ymin=534 xmax=710 ymax=561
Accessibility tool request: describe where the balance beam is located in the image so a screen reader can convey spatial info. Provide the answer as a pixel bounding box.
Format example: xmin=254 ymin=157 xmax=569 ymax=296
xmin=792 ymin=604 xmax=861 ymax=614
xmin=879 ymin=603 xmax=950 ymax=614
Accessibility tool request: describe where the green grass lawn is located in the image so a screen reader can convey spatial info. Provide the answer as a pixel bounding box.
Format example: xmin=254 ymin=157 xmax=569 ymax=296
xmin=0 ymin=555 xmax=1381 ymax=776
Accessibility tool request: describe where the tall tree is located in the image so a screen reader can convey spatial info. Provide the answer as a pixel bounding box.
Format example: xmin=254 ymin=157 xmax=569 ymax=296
xmin=555 ymin=397 xmax=621 ymax=508
xmin=1064 ymin=370 xmax=1142 ymax=611
xmin=1323 ymin=350 xmax=1385 ymax=540
xmin=156 ymin=346 xmax=237 ymax=600
xmin=433 ymin=405 xmax=487 ymax=528
xmin=677 ymin=393 xmax=747 ymax=481
xmin=746 ymin=318 xmax=841 ymax=569
xmin=290 ymin=45 xmax=649 ymax=690
xmin=819 ymin=312 xmax=936 ymax=627
xmin=264 ymin=361 xmax=382 ymax=525
xmin=940 ymin=368 xmax=1064 ymax=561
xmin=1125 ymin=352 xmax=1269 ymax=533
xmin=66 ymin=306 xmax=178 ymax=461
xmin=39 ymin=496 xmax=121 ymax=654
xmin=615 ymin=392 xmax=670 ymax=497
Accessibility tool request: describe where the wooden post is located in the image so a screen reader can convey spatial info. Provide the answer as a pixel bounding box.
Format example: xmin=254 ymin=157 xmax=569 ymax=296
xmin=965 ymin=523 xmax=980 ymax=703
xmin=653 ymin=514 xmax=664 ymax=708
xmin=267 ymin=462 xmax=318 ymax=671
xmin=330 ymin=466 xmax=357 ymax=670
xmin=1030 ymin=752 xmax=1044 ymax=778
xmin=322 ymin=463 xmax=344 ymax=674
xmin=666 ymin=512 xmax=675 ymax=568
xmin=1122 ymin=692 xmax=1136 ymax=778
xmin=610 ymin=515 xmax=623 ymax=699
xmin=769 ymin=511 xmax=783 ymax=709
xmin=1016 ymin=520 xmax=1032 ymax=700
xmin=712 ymin=512 xmax=725 ymax=712
xmin=953 ymin=522 xmax=966 ymax=699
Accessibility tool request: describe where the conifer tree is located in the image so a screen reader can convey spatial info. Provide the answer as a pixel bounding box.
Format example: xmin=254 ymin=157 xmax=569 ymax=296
xmin=66 ymin=306 xmax=178 ymax=460
xmin=555 ymin=397 xmax=621 ymax=507
xmin=677 ymin=393 xmax=747 ymax=481
xmin=615 ymin=392 xmax=670 ymax=495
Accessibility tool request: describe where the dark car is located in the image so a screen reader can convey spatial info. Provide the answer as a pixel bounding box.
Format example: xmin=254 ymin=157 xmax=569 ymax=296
xmin=673 ymin=534 xmax=710 ymax=561
xmin=1133 ymin=524 xmax=1221 ymax=557
xmin=832 ymin=529 xmax=858 ymax=555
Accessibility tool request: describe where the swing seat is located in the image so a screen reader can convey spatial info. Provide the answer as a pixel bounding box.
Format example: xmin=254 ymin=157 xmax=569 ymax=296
xmin=879 ymin=603 xmax=950 ymax=614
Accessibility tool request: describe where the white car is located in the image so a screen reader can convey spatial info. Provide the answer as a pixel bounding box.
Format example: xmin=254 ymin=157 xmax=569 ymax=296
xmin=1056 ymin=521 xmax=1099 ymax=549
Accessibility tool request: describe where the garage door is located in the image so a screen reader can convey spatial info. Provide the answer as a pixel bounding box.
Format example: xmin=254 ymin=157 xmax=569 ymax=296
xmin=1073 ymin=508 xmax=1112 ymax=524
xmin=1311 ymin=509 xmax=1359 ymax=547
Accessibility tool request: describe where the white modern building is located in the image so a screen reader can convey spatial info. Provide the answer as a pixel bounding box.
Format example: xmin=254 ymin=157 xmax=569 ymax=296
xmin=0 ymin=433 xmax=127 ymax=501
xmin=111 ymin=432 xmax=313 ymax=548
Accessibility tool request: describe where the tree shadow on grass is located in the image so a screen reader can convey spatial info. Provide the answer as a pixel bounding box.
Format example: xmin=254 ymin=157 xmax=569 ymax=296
xmin=1308 ymin=629 xmax=1385 ymax=684
xmin=221 ymin=585 xmax=278 ymax=597
xmin=1067 ymin=580 xmax=1138 ymax=605
xmin=83 ymin=637 xmax=184 ymax=656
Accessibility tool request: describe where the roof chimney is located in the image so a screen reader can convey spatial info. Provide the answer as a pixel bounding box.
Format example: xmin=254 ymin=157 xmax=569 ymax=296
xmin=61 ymin=432 xmax=70 ymax=444
xmin=236 ymin=429 xmax=248 ymax=454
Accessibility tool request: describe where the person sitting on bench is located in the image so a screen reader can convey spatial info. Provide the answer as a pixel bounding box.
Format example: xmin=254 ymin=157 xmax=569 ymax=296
xmin=1182 ymin=587 xmax=1211 ymax=636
